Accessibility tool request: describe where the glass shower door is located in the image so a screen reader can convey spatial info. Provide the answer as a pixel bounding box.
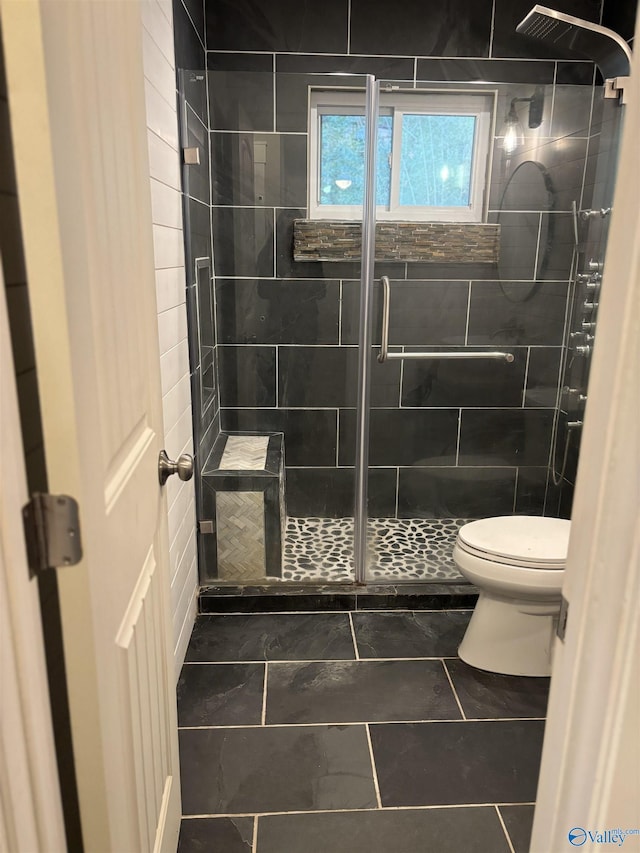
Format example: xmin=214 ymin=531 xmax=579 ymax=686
xmin=198 ymin=68 xmax=380 ymax=586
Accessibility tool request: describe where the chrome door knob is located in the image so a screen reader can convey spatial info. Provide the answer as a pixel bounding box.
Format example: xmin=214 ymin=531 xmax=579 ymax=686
xmin=158 ymin=450 xmax=194 ymax=486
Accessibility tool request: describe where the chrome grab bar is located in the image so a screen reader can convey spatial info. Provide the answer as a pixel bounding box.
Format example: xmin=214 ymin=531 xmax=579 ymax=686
xmin=377 ymin=275 xmax=515 ymax=364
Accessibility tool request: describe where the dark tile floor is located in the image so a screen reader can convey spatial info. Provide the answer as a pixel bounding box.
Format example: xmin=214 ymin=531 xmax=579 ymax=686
xmin=177 ymin=610 xmax=548 ymax=852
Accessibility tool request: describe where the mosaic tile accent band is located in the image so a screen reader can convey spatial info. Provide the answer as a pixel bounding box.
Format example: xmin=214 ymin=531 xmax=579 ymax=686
xmin=216 ymin=491 xmax=266 ymax=580
xmin=293 ymin=220 xmax=500 ymax=263
xmin=282 ymin=517 xmax=469 ymax=582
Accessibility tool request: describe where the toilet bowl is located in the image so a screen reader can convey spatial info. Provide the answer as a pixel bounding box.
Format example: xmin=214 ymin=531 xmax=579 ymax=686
xmin=453 ymin=516 xmax=571 ymax=677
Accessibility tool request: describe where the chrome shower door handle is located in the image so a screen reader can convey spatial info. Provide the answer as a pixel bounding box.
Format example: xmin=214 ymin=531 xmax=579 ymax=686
xmin=158 ymin=450 xmax=194 ymax=486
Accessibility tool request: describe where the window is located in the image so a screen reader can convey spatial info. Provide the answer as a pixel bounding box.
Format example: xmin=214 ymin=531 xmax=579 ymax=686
xmin=308 ymin=89 xmax=494 ymax=222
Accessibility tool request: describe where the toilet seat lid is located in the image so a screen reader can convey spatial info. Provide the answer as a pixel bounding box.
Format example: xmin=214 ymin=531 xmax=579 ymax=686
xmin=457 ymin=516 xmax=571 ymax=567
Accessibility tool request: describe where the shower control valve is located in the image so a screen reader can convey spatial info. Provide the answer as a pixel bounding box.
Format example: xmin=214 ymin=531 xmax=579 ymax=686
xmin=563 ymin=386 xmax=588 ymax=403
xmin=588 ymin=259 xmax=603 ymax=272
xmin=581 ymin=320 xmax=596 ymax=332
xmin=585 ymin=281 xmax=600 ymax=292
xmin=583 ymin=301 xmax=598 ymax=311
xmin=574 ymin=344 xmax=592 ymax=357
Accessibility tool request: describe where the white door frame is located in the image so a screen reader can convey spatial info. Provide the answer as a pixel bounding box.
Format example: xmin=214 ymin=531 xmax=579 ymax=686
xmin=531 ymin=29 xmax=640 ymax=853
xmin=0 ymin=266 xmax=66 ymax=852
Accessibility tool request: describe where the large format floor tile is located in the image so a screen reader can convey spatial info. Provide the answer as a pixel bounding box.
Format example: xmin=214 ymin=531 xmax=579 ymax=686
xmin=445 ymin=659 xmax=550 ymax=719
xmin=352 ymin=610 xmax=471 ymax=658
xmin=179 ymin=725 xmax=377 ymax=815
xmin=370 ymin=720 xmax=545 ymax=806
xmin=256 ymin=806 xmax=512 ymax=853
xmin=177 ymin=816 xmax=253 ymax=852
xmin=265 ymin=660 xmax=462 ymax=724
xmin=177 ymin=663 xmax=265 ymax=727
xmin=185 ymin=613 xmax=356 ymax=662
xmin=498 ymin=804 xmax=536 ymax=853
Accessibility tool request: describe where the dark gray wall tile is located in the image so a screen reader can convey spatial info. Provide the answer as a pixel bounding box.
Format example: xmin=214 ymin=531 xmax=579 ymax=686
xmin=216 ymin=279 xmax=340 ymax=344
xmin=206 ymin=0 xmax=349 ymax=53
xmin=173 ymin=0 xmax=205 ymax=69
xmin=458 ymin=409 xmax=554 ymax=466
xmin=401 ymin=348 xmax=526 ymax=408
xmin=525 ymin=348 xmax=562 ymax=407
xmin=277 ymin=54 xmax=415 ymax=78
xmin=286 ymin=466 xmax=397 ymax=517
xmin=211 ymin=132 xmax=307 ymax=207
xmin=209 ymin=70 xmax=273 ymax=131
xmin=515 ymin=467 xmax=549 ymax=514
xmin=211 ymin=207 xmax=274 ymax=277
xmin=339 ymin=409 xmax=459 ymax=466
xmin=218 ymin=345 xmax=276 ymax=406
xmin=468 ymin=281 xmax=568 ymax=346
xmin=350 ymin=0 xmax=493 ymax=57
xmin=182 ymin=0 xmax=205 ymax=44
xmin=278 ymin=347 xmax=400 ymax=409
xmin=417 ymin=58 xmax=554 ymax=83
xmin=398 ymin=466 xmax=517 ymax=517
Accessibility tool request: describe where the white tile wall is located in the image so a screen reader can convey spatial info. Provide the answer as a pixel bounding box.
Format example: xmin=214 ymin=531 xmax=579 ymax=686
xmin=140 ymin=0 xmax=198 ymax=680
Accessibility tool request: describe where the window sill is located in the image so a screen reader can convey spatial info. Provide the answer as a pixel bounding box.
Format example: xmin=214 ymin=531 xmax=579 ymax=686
xmin=293 ymin=219 xmax=500 ymax=264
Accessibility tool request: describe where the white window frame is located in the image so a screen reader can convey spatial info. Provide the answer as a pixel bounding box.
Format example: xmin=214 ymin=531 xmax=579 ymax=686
xmin=308 ymin=88 xmax=495 ymax=222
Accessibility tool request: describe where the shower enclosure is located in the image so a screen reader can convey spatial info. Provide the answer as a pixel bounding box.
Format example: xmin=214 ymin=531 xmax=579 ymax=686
xmin=177 ymin=39 xmax=628 ymax=589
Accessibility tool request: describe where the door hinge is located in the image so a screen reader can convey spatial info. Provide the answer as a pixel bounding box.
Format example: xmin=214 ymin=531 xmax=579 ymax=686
xmin=22 ymin=493 xmax=83 ymax=578
xmin=557 ymin=595 xmax=569 ymax=641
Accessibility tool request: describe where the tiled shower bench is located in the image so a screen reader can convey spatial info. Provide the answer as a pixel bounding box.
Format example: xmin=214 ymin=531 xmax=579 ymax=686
xmin=201 ymin=433 xmax=286 ymax=581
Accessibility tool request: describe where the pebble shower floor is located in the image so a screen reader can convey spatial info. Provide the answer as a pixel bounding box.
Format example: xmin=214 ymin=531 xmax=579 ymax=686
xmin=282 ymin=517 xmax=469 ymax=582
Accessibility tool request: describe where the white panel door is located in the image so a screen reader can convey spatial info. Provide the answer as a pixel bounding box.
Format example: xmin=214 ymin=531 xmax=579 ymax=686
xmin=1 ymin=1 xmax=182 ymax=850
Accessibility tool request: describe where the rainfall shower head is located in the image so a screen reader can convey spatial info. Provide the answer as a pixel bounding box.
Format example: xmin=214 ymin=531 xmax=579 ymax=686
xmin=516 ymin=5 xmax=632 ymax=79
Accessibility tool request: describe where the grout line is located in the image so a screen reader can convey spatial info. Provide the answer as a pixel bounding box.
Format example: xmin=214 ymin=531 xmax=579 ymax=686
xmin=512 ymin=467 xmax=519 ymax=514
xmin=495 ymin=805 xmax=517 ymax=853
xmin=178 ymin=717 xmax=546 ymax=730
xmin=394 ymin=467 xmax=400 ymax=519
xmin=347 ymin=0 xmax=352 ymax=54
xmin=521 ymin=346 xmax=531 ymax=408
xmin=272 ymin=207 xmax=277 ymax=277
xmin=488 ymin=0 xmax=496 ymax=58
xmin=182 ymin=801 xmax=538 ymax=819
xmin=336 ymin=409 xmax=340 ymax=467
xmin=252 ymin=814 xmax=259 ymax=852
xmin=348 ymin=612 xmax=360 ymax=659
xmin=455 ymin=408 xmax=462 ymax=466
xmin=366 ymin=724 xmax=383 ymax=808
xmin=532 ymin=213 xmax=544 ymax=280
xmin=441 ymin=660 xmax=467 ymax=721
xmin=464 ymin=280 xmax=472 ymax=345
xmin=338 ymin=280 xmax=343 ymax=345
xmin=413 ymin=57 xmax=418 ymax=88
xmin=272 ymin=53 xmax=277 ymax=133
xmin=261 ymin=662 xmax=268 ymax=726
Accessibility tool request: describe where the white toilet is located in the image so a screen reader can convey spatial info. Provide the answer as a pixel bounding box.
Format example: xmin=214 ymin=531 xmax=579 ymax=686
xmin=453 ymin=516 xmax=571 ymax=677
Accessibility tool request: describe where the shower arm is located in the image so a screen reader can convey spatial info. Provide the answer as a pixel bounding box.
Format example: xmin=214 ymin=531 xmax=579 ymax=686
xmin=377 ymin=276 xmax=515 ymax=364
